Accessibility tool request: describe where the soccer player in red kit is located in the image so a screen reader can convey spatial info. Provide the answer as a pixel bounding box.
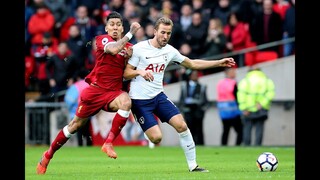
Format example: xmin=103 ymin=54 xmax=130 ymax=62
xmin=36 ymin=11 xmax=141 ymax=175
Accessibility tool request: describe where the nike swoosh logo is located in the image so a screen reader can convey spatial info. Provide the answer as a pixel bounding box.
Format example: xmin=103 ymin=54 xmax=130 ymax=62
xmin=187 ymin=144 xmax=192 ymax=147
xmin=145 ymin=54 xmax=167 ymax=59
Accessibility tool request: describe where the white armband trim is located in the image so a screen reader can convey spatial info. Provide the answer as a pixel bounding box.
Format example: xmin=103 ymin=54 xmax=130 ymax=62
xmin=104 ymin=41 xmax=116 ymax=52
xmin=125 ymin=32 xmax=133 ymax=40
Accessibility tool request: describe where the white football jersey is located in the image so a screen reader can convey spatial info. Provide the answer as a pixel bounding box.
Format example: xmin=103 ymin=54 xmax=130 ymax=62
xmin=128 ymin=40 xmax=186 ymax=99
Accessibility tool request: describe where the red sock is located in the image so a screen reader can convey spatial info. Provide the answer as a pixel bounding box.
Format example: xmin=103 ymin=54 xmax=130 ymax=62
xmin=105 ymin=113 xmax=128 ymax=143
xmin=45 ymin=130 xmax=70 ymax=159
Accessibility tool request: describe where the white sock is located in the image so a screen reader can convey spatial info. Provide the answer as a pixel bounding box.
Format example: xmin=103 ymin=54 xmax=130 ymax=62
xmin=179 ymin=129 xmax=197 ymax=171
xmin=117 ymin=109 xmax=130 ymax=118
xmin=63 ymin=125 xmax=73 ymax=138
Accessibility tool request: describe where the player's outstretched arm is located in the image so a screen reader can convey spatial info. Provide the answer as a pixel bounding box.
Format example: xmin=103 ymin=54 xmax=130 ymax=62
xmin=180 ymin=57 xmax=236 ymax=70
xmin=105 ymin=22 xmax=141 ymax=55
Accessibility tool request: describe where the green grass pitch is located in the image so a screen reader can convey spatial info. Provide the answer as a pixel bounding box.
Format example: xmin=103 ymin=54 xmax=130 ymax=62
xmin=25 ymin=145 xmax=295 ymax=180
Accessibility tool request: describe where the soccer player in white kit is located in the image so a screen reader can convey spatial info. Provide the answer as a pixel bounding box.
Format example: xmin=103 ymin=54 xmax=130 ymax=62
xmin=123 ymin=17 xmax=235 ymax=172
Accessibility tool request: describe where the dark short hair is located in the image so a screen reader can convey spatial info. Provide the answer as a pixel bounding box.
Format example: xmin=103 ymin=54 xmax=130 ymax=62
xmin=106 ymin=11 xmax=123 ymax=24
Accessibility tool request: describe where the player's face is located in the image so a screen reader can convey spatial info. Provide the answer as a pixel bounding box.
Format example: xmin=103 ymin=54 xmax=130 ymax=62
xmin=105 ymin=18 xmax=124 ymax=40
xmin=154 ymin=24 xmax=172 ymax=48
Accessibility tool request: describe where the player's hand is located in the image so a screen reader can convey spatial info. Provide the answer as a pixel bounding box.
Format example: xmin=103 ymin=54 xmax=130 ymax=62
xmin=219 ymin=57 xmax=236 ymax=67
xmin=140 ymin=70 xmax=154 ymax=82
xmin=124 ymin=46 xmax=133 ymax=59
xmin=129 ymin=22 xmax=141 ymax=35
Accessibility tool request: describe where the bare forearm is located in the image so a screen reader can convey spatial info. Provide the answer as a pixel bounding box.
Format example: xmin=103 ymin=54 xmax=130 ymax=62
xmin=186 ymin=59 xmax=222 ymax=70
xmin=181 ymin=57 xmax=235 ymax=69
xmin=123 ymin=69 xmax=141 ymax=80
xmin=105 ymin=36 xmax=130 ymax=55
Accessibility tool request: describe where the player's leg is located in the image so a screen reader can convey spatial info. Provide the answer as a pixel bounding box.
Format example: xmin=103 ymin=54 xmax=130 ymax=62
xmin=101 ymin=92 xmax=131 ymax=159
xmin=143 ymin=125 xmax=162 ymax=144
xmin=36 ymin=116 xmax=89 ymax=174
xmin=131 ymin=98 xmax=162 ymax=144
xmin=156 ymin=93 xmax=208 ymax=172
xmin=37 ymin=86 xmax=100 ymax=174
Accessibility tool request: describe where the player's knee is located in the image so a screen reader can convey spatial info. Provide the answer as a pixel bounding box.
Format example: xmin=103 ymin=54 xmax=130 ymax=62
xmin=174 ymin=121 xmax=188 ymax=133
xmin=148 ymin=134 xmax=162 ymax=144
xmin=121 ymin=97 xmax=132 ymax=110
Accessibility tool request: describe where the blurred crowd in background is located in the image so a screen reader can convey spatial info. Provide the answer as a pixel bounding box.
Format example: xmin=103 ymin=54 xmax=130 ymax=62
xmin=25 ymin=0 xmax=295 ymax=102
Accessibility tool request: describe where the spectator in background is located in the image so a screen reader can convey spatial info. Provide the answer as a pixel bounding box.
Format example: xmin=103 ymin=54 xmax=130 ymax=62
xmin=160 ymin=0 xmax=180 ymax=23
xmin=122 ymin=1 xmax=142 ymax=33
xmin=59 ymin=5 xmax=98 ymax=42
xmin=135 ymin=0 xmax=153 ymax=23
xmin=238 ymin=0 xmax=263 ymax=25
xmin=210 ymin=0 xmax=233 ymax=26
xmin=203 ymin=18 xmax=227 ymax=58
xmin=167 ymin=21 xmax=184 ymax=50
xmin=184 ymin=10 xmax=208 ymax=57
xmin=30 ymin=32 xmax=59 ymax=100
xmin=191 ymin=0 xmax=212 ymax=24
xmin=46 ymin=41 xmax=76 ymax=96
xmin=66 ymin=0 xmax=103 ymax=17
xmin=130 ymin=27 xmax=148 ymax=44
xmin=179 ymin=43 xmax=197 ymax=59
xmin=178 ymin=3 xmax=193 ymax=32
xmin=282 ymin=0 xmax=295 ymax=57
xmin=27 ymin=3 xmax=55 ymax=45
xmin=223 ymin=11 xmax=251 ymax=68
xmin=144 ymin=23 xmax=155 ymax=39
xmin=43 ymin=0 xmax=70 ymax=39
xmin=178 ymin=70 xmax=209 ymax=145
xmin=145 ymin=5 xmax=162 ymax=25
xmin=160 ymin=1 xmax=185 ymax=50
xmin=76 ymin=0 xmax=103 ymax=18
xmin=66 ymin=24 xmax=89 ymax=78
xmin=237 ymin=66 xmax=275 ymax=146
xmin=216 ymin=68 xmax=242 ymax=146
xmin=107 ymin=0 xmax=125 ymax=15
xmin=272 ymin=0 xmax=290 ymax=20
xmin=250 ymin=0 xmax=283 ymax=57
xmin=64 ymin=68 xmax=92 ymax=146
xmin=202 ymin=18 xmax=227 ymax=75
xmin=172 ymin=43 xmax=198 ymax=83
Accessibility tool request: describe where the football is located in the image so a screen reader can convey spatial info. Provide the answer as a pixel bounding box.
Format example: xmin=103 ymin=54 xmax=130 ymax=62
xmin=256 ymin=152 xmax=278 ymax=172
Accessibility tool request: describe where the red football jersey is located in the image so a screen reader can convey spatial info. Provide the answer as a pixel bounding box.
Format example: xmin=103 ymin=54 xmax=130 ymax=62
xmin=85 ymin=34 xmax=132 ymax=90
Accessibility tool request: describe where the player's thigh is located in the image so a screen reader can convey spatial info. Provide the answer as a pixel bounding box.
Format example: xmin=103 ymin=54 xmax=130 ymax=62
xmin=168 ymin=114 xmax=188 ymax=133
xmin=154 ymin=93 xmax=180 ymax=123
xmin=131 ymin=100 xmax=159 ymax=132
xmin=144 ymin=125 xmax=162 ymax=140
xmin=107 ymin=91 xmax=131 ymax=111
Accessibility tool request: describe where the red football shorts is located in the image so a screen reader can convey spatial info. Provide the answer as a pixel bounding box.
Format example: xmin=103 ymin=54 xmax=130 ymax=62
xmin=75 ymin=85 xmax=124 ymax=118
